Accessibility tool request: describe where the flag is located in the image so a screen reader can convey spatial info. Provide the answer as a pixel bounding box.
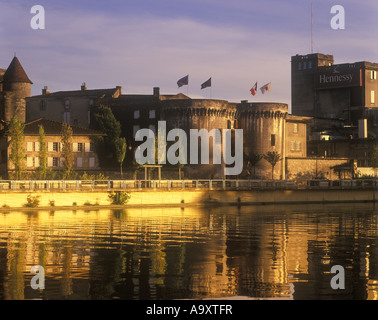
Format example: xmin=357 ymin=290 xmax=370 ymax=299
xmin=260 ymin=82 xmax=272 ymax=94
xmin=177 ymin=75 xmax=189 ymax=88
xmin=250 ymin=82 xmax=257 ymax=96
xmin=201 ymin=77 xmax=212 ymax=89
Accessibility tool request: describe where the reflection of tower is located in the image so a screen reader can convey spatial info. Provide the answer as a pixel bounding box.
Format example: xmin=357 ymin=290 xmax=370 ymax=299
xmin=0 ymin=56 xmax=32 ymax=124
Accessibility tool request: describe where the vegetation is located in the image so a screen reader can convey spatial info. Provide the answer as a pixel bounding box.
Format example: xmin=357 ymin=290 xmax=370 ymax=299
xmin=93 ymin=105 xmax=124 ymax=168
xmin=263 ymin=151 xmax=282 ymax=180
xmin=8 ymin=115 xmax=26 ymax=180
xmin=244 ymin=152 xmax=263 ymax=178
xmin=23 ymin=194 xmax=41 ymax=208
xmin=115 ymin=137 xmax=127 ymax=179
xmin=61 ymin=123 xmax=74 ymax=179
xmin=37 ymin=125 xmax=48 ymax=179
xmin=369 ymin=146 xmax=378 ymax=168
xmin=108 ymin=191 xmax=131 ymax=205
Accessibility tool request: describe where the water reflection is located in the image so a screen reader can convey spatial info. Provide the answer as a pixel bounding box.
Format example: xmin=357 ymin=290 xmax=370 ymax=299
xmin=0 ymin=203 xmax=377 ymax=300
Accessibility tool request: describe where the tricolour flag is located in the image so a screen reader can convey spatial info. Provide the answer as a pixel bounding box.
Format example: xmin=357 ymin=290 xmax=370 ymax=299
xmin=250 ymin=82 xmax=257 ymax=96
xmin=201 ymin=77 xmax=212 ymax=89
xmin=177 ymin=75 xmax=189 ymax=88
xmin=260 ymin=82 xmax=272 ymax=94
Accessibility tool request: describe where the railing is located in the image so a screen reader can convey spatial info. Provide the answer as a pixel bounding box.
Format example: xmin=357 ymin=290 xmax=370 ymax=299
xmin=0 ymin=179 xmax=376 ymax=191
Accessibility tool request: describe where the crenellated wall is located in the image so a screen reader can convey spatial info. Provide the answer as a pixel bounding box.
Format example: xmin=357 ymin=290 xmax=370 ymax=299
xmin=238 ymin=102 xmax=288 ymax=179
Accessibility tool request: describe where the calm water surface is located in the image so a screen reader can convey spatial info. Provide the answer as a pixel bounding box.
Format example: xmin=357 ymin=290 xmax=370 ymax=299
xmin=0 ymin=203 xmax=377 ymax=300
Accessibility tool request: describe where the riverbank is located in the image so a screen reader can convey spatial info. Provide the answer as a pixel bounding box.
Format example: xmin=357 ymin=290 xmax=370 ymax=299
xmin=0 ymin=188 xmax=376 ymax=211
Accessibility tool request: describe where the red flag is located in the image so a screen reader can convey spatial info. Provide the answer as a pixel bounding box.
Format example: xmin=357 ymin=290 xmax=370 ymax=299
xmin=250 ymin=82 xmax=257 ymax=96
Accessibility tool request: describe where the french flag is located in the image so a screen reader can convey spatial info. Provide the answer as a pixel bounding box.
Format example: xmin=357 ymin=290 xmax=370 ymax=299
xmin=250 ymin=82 xmax=257 ymax=96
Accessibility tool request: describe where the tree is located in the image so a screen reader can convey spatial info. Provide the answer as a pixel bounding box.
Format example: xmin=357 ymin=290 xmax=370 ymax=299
xmin=61 ymin=123 xmax=74 ymax=179
xmin=244 ymin=152 xmax=262 ymax=178
xmin=263 ymin=151 xmax=282 ymax=180
xmin=37 ymin=125 xmax=47 ymax=179
xmin=94 ymin=104 xmax=122 ymax=167
xmin=8 ymin=115 xmax=25 ymax=180
xmin=115 ymin=137 xmax=127 ymax=179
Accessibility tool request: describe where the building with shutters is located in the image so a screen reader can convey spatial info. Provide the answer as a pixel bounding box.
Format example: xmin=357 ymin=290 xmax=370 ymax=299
xmin=4 ymin=118 xmax=103 ymax=174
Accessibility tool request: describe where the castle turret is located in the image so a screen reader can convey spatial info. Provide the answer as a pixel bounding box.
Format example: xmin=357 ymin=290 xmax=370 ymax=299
xmin=1 ymin=56 xmax=32 ymax=123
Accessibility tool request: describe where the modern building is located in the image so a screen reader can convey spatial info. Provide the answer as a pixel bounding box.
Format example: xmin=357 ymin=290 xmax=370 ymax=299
xmin=291 ymin=53 xmax=378 ymax=126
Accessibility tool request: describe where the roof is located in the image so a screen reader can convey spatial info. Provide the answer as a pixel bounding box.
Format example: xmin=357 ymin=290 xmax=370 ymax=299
xmin=23 ymin=118 xmax=104 ymax=136
xmin=3 ymin=56 xmax=32 ymax=84
xmin=29 ymin=87 xmax=120 ymax=99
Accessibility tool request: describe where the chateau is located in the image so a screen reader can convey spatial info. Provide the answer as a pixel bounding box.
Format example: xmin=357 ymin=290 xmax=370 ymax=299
xmin=2 ymin=53 xmax=374 ymax=180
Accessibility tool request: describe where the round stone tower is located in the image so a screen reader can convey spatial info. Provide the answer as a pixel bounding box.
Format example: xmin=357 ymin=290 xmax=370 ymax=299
xmin=160 ymin=99 xmax=237 ymax=178
xmin=238 ymin=102 xmax=288 ymax=179
xmin=1 ymin=56 xmax=32 ymax=123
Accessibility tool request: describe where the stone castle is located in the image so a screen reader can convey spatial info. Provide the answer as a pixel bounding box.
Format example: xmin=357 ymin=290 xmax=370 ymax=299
xmin=0 ymin=54 xmax=361 ymax=180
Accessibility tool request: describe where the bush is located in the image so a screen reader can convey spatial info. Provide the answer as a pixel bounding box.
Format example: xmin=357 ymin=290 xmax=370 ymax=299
xmin=108 ymin=191 xmax=131 ymax=205
xmin=24 ymin=194 xmax=41 ymax=208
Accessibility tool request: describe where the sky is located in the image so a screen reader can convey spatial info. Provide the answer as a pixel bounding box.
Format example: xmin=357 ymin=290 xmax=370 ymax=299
xmin=0 ymin=0 xmax=377 ymax=110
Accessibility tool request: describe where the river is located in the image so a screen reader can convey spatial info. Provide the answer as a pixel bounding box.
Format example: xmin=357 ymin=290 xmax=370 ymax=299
xmin=0 ymin=203 xmax=377 ymax=300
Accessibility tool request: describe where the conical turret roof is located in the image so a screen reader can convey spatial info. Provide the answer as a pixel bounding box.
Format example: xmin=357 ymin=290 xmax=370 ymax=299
xmin=3 ymin=56 xmax=32 ymax=84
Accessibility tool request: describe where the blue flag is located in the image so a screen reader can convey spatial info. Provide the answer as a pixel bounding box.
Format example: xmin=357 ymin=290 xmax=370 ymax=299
xmin=177 ymin=75 xmax=189 ymax=87
xmin=201 ymin=77 xmax=211 ymax=89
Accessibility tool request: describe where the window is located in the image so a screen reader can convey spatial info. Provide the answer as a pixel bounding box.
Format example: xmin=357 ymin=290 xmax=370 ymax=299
xmin=227 ymin=120 xmax=232 ymax=129
xmin=296 ymin=141 xmax=302 ymax=151
xmin=290 ymin=141 xmax=295 ymax=152
xmin=293 ymin=123 xmax=298 ymax=133
xmin=133 ymin=125 xmax=141 ymax=138
xmin=27 ymin=157 xmax=33 ymax=168
xmin=34 ymin=142 xmax=40 ymax=152
xmin=371 ymin=70 xmax=377 ymax=80
xmin=308 ymin=61 xmax=312 ymax=69
xmin=53 ymin=157 xmax=59 ymax=167
xmin=298 ymin=62 xmax=302 ymax=70
xmin=53 ymin=142 xmax=59 ymax=152
xmin=371 ymin=90 xmax=375 ymax=104
xmin=77 ymin=143 xmax=83 ymax=152
xmin=40 ymin=100 xmax=46 ymax=111
xmin=27 ymin=142 xmax=33 ymax=152
xmin=134 ymin=110 xmax=140 ymax=119
xmin=303 ymin=61 xmax=307 ymax=70
xmin=34 ymin=157 xmax=40 ymax=167
xmin=76 ymin=157 xmax=83 ymax=168
xmin=90 ymin=143 xmax=95 ymax=152
xmin=271 ymin=134 xmax=276 ymax=147
xmin=89 ymin=157 xmax=95 ymax=168
xmin=89 ymin=99 xmax=94 ymax=106
xmin=63 ymin=112 xmax=71 ymax=124
xmin=149 ymin=110 xmax=156 ymax=119
xmin=64 ymin=100 xmax=70 ymax=110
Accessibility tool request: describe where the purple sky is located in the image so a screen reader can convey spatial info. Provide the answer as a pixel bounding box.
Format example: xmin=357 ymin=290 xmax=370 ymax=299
xmin=0 ymin=0 xmax=377 ymax=110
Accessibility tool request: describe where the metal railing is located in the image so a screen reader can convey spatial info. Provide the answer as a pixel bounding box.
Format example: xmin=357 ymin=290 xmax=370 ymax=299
xmin=0 ymin=179 xmax=376 ymax=191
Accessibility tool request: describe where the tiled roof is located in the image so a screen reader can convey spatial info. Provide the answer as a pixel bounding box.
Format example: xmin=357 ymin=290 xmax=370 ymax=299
xmin=3 ymin=57 xmax=32 ymax=84
xmin=30 ymin=88 xmax=119 ymax=99
xmin=24 ymin=118 xmax=104 ymax=136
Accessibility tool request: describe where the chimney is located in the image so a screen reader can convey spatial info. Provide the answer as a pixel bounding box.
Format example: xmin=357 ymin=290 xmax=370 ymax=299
xmin=81 ymin=82 xmax=87 ymax=91
xmin=153 ymin=87 xmax=160 ymax=97
xmin=42 ymin=86 xmax=50 ymax=95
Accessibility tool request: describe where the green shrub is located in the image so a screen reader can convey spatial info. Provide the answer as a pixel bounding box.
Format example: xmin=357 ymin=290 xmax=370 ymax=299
xmin=108 ymin=191 xmax=131 ymax=205
xmin=23 ymin=194 xmax=41 ymax=208
xmin=95 ymin=173 xmax=108 ymax=181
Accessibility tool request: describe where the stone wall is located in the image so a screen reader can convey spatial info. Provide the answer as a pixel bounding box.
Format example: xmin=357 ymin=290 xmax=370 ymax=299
xmin=286 ymin=157 xmax=352 ymax=180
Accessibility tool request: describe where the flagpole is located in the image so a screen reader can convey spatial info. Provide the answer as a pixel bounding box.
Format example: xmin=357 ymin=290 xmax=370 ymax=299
xmin=210 ymin=76 xmax=212 ymax=99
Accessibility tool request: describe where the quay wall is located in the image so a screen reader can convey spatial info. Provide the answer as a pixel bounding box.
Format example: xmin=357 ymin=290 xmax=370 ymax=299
xmin=0 ymin=189 xmax=376 ymax=209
